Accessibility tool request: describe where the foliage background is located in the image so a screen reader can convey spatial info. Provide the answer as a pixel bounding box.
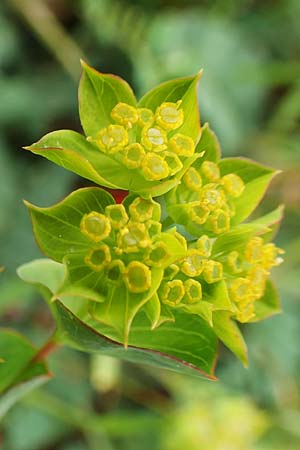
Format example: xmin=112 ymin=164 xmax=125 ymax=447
xmin=0 ymin=0 xmax=300 ymax=448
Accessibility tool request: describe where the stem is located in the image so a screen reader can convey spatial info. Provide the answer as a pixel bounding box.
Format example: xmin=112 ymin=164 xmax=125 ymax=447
xmin=32 ymin=338 xmax=59 ymax=363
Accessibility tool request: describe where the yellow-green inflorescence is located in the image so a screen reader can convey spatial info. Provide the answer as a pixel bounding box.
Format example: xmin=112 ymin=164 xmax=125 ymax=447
xmin=88 ymin=101 xmax=195 ymax=183
xmin=80 ymin=195 xmax=283 ymax=324
xmin=167 ymin=158 xmax=246 ymax=236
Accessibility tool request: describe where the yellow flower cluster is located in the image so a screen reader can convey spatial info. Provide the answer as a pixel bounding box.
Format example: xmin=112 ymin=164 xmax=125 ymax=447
xmin=171 ymin=160 xmax=245 ymax=235
xmin=80 ymin=195 xmax=283 ymax=323
xmin=89 ymin=101 xmax=196 ymax=182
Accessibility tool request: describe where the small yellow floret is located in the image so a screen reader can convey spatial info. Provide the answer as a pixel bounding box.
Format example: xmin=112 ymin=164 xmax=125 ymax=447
xmin=80 ymin=212 xmax=111 ymax=242
xmin=117 ymin=222 xmax=149 ymax=253
xmin=111 ymin=102 xmax=138 ymax=128
xmin=129 ymin=197 xmax=154 ymax=222
xmin=262 ymin=243 xmax=284 ymax=269
xmin=208 ymin=208 xmax=231 ymax=234
xmin=124 ymin=261 xmax=151 ymax=293
xmin=96 ymin=124 xmax=128 ymax=153
xmin=181 ymin=250 xmax=205 ymax=277
xmin=122 ymin=143 xmax=146 ymax=169
xmin=244 ymin=237 xmax=264 ymax=263
xmin=145 ymin=220 xmax=162 ymax=238
xmin=155 ymin=101 xmax=184 ymax=130
xmin=141 ymin=152 xmax=169 ymax=181
xmin=226 ymin=251 xmax=243 ymax=274
xmin=183 ymin=167 xmax=202 ymax=191
xmin=229 ymin=277 xmax=251 ymax=303
xmin=145 ymin=241 xmax=170 ymax=267
xmin=201 ymin=161 xmax=220 ymax=182
xmin=184 ymin=279 xmax=202 ymax=304
xmin=236 ymin=302 xmax=255 ymax=323
xmin=105 ymin=204 xmax=128 ymax=229
xmin=202 ymin=260 xmax=223 ymax=283
xmin=221 ymin=173 xmax=245 ymax=198
xmin=189 ymin=202 xmax=210 ymax=225
xmin=160 ymin=279 xmax=185 ymax=306
xmin=163 ymin=151 xmax=183 ymax=175
xmin=137 ymin=108 xmax=154 ymax=127
xmin=85 ymin=245 xmax=111 ymax=271
xmin=141 ymin=126 xmax=167 ymax=152
xmin=169 ymin=134 xmax=195 ymax=157
xmin=163 ymin=264 xmax=179 ymax=280
xmin=196 ymin=235 xmax=212 ymax=257
xmin=200 ymin=184 xmax=224 ymax=211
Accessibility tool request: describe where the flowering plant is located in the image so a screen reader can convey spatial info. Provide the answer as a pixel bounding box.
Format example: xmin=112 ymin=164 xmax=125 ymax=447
xmin=18 ymin=61 xmax=283 ymax=379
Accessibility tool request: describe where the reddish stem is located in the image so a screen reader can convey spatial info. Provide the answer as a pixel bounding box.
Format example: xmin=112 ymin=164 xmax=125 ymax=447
xmin=32 ymin=340 xmax=59 ymax=363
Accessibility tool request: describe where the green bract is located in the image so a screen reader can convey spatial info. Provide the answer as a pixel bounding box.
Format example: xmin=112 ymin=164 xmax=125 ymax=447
xmin=20 ymin=63 xmax=284 ymax=378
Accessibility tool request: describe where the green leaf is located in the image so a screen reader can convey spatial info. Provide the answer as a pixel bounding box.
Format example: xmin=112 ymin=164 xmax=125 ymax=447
xmin=212 ymin=311 xmax=248 ymax=366
xmin=24 ymin=130 xmax=123 ymax=189
xmin=144 ymin=293 xmax=162 ymax=329
xmin=18 ymin=259 xmax=218 ymax=379
xmin=0 ymin=330 xmax=50 ymax=419
xmin=139 ymin=73 xmax=202 ymax=141
xmin=79 ymin=60 xmax=137 ymax=138
xmin=25 ymin=187 xmax=114 ymax=262
xmin=179 ymin=301 xmax=213 ymax=326
xmin=194 ymin=123 xmax=221 ymax=162
xmin=212 ymin=223 xmax=269 ymax=257
xmin=219 ymin=158 xmax=280 ymax=225
xmin=204 ymin=280 xmax=233 ymax=312
xmin=250 ymin=205 xmax=284 ymax=242
xmin=250 ymin=280 xmax=281 ymax=322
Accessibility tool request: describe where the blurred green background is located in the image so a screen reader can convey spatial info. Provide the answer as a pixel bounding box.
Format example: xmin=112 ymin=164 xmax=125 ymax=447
xmin=0 ymin=0 xmax=300 ymax=449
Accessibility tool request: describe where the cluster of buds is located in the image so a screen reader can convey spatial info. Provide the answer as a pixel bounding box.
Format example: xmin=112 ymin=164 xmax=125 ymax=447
xmin=88 ymin=101 xmax=196 ymax=182
xmin=166 ymin=158 xmax=245 ymax=236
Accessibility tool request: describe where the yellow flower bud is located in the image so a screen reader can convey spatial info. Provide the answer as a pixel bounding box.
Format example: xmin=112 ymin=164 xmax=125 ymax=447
xmin=189 ymin=201 xmax=210 ymax=225
xmin=117 ymin=222 xmax=149 ymax=253
xmin=155 ymin=101 xmax=184 ymax=130
xmin=235 ymin=302 xmax=255 ymax=323
xmin=202 ymin=260 xmax=223 ymax=283
xmin=201 ymin=161 xmax=220 ymax=182
xmin=80 ymin=212 xmax=111 ymax=242
xmin=122 ymin=143 xmax=146 ymax=169
xmin=85 ymin=245 xmax=111 ymax=271
xmin=137 ymin=108 xmax=154 ymax=127
xmin=96 ymin=124 xmax=128 ymax=153
xmin=221 ymin=173 xmax=245 ymax=197
xmin=111 ymin=102 xmax=138 ymax=128
xmin=229 ymin=277 xmax=251 ymax=303
xmin=141 ymin=152 xmax=169 ymax=181
xmin=196 ymin=235 xmax=212 ymax=257
xmin=246 ymin=266 xmax=267 ymax=299
xmin=184 ymin=279 xmax=202 ymax=304
xmin=181 ymin=250 xmax=205 ymax=277
xmin=160 ymin=279 xmax=185 ymax=306
xmin=262 ymin=243 xmax=284 ymax=269
xmin=141 ymin=126 xmax=167 ymax=152
xmin=129 ymin=197 xmax=155 ymax=222
xmin=169 ymin=133 xmax=195 ymax=157
xmin=163 ymin=151 xmax=183 ymax=175
xmin=145 ymin=241 xmax=170 ymax=267
xmin=145 ymin=220 xmax=162 ymax=238
xmin=105 ymin=204 xmax=129 ymax=229
xmin=208 ymin=208 xmax=231 ymax=234
xmin=124 ymin=261 xmax=151 ymax=293
xmin=226 ymin=250 xmax=243 ymax=274
xmin=200 ymin=184 xmax=224 ymax=211
xmin=244 ymin=237 xmax=264 ymax=263
xmin=183 ymin=167 xmax=203 ymax=191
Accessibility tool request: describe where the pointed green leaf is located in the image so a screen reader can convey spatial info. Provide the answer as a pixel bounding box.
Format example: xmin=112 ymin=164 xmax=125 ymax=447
xmin=250 ymin=205 xmax=284 ymax=242
xmin=179 ymin=301 xmax=213 ymax=326
xmin=194 ymin=123 xmax=221 ymax=162
xmin=250 ymin=280 xmax=281 ymax=322
xmin=0 ymin=330 xmax=51 ymax=419
xmin=212 ymin=311 xmax=248 ymax=366
xmin=79 ymin=60 xmax=137 ymax=138
xmin=219 ymin=158 xmax=280 ymax=225
xmin=204 ymin=280 xmax=233 ymax=311
xmin=24 ymin=130 xmax=123 ymax=189
xmin=25 ymin=187 xmax=114 ymax=262
xmin=139 ymin=73 xmax=202 ymax=141
xmin=18 ymin=259 xmax=218 ymax=379
xmin=144 ymin=293 xmax=161 ymax=329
